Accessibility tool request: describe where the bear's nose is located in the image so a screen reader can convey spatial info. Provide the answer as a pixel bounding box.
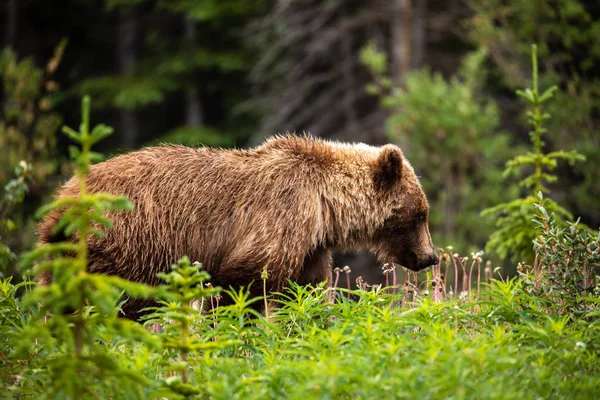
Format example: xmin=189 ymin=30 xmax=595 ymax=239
xmin=428 ymin=254 xmax=440 ymax=267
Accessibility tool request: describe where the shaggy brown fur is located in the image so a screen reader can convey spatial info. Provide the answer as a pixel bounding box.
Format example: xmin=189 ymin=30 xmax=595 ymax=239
xmin=37 ymin=135 xmax=438 ymax=318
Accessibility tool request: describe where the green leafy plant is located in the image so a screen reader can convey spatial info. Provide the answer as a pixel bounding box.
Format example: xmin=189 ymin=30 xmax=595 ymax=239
xmin=482 ymin=45 xmax=585 ymax=262
xmin=0 ymin=42 xmax=65 ymax=185
xmin=0 ymin=276 xmax=36 ymax=386
xmin=0 ymin=161 xmax=32 ymax=275
xmin=143 ymin=257 xmax=236 ymax=398
xmin=525 ymin=192 xmax=600 ymax=315
xmin=0 ymin=42 xmax=67 ymax=273
xmin=10 ymin=96 xmax=158 ymax=399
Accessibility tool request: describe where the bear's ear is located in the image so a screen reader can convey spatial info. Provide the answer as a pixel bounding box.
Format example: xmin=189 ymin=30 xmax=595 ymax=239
xmin=373 ymin=145 xmax=403 ymax=190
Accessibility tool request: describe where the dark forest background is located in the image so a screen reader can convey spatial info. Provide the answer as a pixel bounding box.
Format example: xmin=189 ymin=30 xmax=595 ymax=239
xmin=1 ymin=0 xmax=599 ymax=285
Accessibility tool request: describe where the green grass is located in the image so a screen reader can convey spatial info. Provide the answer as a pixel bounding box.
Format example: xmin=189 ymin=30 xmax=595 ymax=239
xmin=6 ymin=274 xmax=599 ymax=399
xmin=160 ymin=282 xmax=600 ymax=399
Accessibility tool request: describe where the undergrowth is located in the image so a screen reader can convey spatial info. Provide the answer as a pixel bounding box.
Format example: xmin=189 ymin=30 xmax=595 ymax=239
xmin=2 ymin=268 xmax=599 ymax=399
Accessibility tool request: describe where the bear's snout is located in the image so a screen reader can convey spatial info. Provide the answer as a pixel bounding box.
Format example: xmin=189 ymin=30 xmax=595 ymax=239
xmin=425 ymin=253 xmax=439 ymax=268
xmin=414 ymin=253 xmax=439 ymax=271
xmin=400 ymin=250 xmax=439 ymax=271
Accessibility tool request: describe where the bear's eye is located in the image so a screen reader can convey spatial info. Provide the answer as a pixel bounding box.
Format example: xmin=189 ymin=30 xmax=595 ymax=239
xmin=415 ymin=212 xmax=427 ymax=224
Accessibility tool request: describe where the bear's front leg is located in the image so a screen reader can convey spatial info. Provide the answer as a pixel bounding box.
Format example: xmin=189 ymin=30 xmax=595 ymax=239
xmin=297 ymin=247 xmax=333 ymax=304
xmin=298 ymin=247 xmax=333 ymax=287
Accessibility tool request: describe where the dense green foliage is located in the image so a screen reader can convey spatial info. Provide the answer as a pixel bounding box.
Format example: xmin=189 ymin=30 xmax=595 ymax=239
xmin=74 ymin=0 xmax=267 ymax=147
xmin=0 ymin=42 xmax=68 ymax=265
xmin=0 ymin=161 xmax=31 ymax=275
xmin=467 ymin=0 xmax=600 ymax=226
xmin=0 ymin=42 xmax=65 ymax=185
xmin=530 ymin=193 xmax=600 ymax=315
xmin=3 ymin=275 xmax=600 ymax=399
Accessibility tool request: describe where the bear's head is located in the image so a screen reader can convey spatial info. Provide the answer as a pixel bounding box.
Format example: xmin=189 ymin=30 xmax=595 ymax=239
xmin=370 ymin=145 xmax=439 ymax=271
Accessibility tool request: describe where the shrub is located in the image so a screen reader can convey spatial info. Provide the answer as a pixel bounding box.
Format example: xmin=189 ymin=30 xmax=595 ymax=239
xmin=0 ymin=161 xmax=31 ymax=275
xmin=521 ymin=192 xmax=600 ymax=316
xmin=482 ymin=45 xmax=585 ymax=262
xmin=0 ymin=42 xmax=67 ymax=269
xmin=9 ymin=96 xmax=158 ymax=399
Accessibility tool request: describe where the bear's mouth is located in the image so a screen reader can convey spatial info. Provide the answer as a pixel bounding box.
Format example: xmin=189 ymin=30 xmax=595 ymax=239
xmin=398 ymin=251 xmax=420 ymax=272
xmin=393 ymin=252 xmax=433 ymax=272
xmin=396 ymin=262 xmax=422 ymax=272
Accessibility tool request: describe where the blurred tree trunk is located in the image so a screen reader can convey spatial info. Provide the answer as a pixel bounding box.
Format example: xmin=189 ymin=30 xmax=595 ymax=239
xmin=5 ymin=0 xmax=17 ymax=47
xmin=118 ymin=6 xmax=138 ymax=148
xmin=183 ymin=16 xmax=204 ymax=127
xmin=411 ymin=0 xmax=426 ymax=68
xmin=341 ymin=34 xmax=357 ymax=135
xmin=391 ymin=0 xmax=412 ymax=86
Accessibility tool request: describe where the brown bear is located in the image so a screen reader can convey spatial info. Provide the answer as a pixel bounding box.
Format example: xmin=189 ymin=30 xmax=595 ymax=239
xmin=37 ymin=135 xmax=438 ymax=318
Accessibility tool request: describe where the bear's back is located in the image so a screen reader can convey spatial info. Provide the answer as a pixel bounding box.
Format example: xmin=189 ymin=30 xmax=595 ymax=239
xmin=38 ymin=143 xmax=322 ymax=284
